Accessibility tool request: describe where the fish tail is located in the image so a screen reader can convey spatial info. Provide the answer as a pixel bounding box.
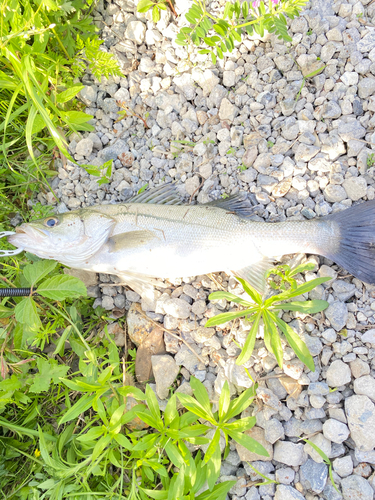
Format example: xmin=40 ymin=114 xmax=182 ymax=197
xmin=322 ymin=200 xmax=375 ymax=284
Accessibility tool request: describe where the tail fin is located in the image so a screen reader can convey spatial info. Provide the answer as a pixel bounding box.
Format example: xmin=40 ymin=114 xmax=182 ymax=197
xmin=323 ymin=200 xmax=375 ymax=284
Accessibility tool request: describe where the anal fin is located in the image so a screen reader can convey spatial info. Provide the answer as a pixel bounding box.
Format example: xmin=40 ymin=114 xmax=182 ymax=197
xmin=115 ymin=271 xmax=168 ymax=297
xmin=230 ymin=257 xmax=274 ymax=294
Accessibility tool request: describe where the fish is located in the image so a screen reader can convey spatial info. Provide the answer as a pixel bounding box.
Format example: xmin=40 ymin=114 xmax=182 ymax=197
xmin=6 ymin=183 xmax=375 ymax=296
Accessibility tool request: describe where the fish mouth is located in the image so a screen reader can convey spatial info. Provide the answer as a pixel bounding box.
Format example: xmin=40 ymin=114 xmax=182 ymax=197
xmin=8 ymin=225 xmax=48 ymax=248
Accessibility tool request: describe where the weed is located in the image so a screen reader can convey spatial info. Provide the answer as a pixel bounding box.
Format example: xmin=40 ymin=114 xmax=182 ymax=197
xmin=137 ymin=0 xmax=177 ymax=22
xmin=226 ymin=147 xmax=236 ymax=155
xmin=367 ymin=153 xmax=375 ymax=167
xmin=267 ymin=140 xmax=275 ymax=148
xmin=205 ymin=273 xmax=330 ymax=370
xmin=169 ymin=0 xmax=308 ymax=65
xmin=295 ymin=63 xmax=326 ymax=102
xmin=306 ymin=28 xmax=313 ymax=35
xmin=238 ymin=164 xmax=247 ymax=172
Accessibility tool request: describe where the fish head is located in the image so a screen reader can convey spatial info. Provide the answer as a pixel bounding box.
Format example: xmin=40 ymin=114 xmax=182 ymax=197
xmin=8 ymin=210 xmax=115 ymax=265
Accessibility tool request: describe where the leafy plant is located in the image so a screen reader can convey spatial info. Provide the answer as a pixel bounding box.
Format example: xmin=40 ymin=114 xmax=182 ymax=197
xmin=172 ymin=0 xmax=308 ymax=65
xmin=295 ymin=63 xmax=326 ymax=101
xmin=177 ymin=377 xmax=268 ymax=490
xmin=137 ymin=0 xmax=176 ymax=23
xmin=205 ymin=275 xmax=330 ymax=370
xmin=238 ymin=164 xmax=247 ymax=171
xmin=266 ymin=261 xmax=317 ymax=291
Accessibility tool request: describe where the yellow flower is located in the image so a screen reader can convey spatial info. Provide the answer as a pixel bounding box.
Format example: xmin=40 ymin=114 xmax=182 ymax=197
xmin=34 ymin=449 xmax=41 ymax=458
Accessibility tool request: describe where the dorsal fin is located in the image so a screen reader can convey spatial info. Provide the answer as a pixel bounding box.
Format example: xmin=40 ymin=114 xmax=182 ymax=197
xmin=205 ymin=193 xmax=260 ymax=220
xmin=127 ymin=183 xmax=182 ymax=205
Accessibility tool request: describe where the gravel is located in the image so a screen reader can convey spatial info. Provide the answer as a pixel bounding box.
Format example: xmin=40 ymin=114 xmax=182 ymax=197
xmin=42 ymin=0 xmax=375 ymax=495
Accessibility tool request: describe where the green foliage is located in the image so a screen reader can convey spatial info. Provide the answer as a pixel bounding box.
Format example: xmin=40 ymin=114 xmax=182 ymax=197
xmin=367 ymin=153 xmax=375 ymax=168
xmin=172 ymin=0 xmax=308 ymax=64
xmin=266 ymin=261 xmax=317 ymax=291
xmin=0 ymin=0 xmax=121 ymax=172
xmin=137 ymin=0 xmax=169 ymax=23
xmin=177 ymin=377 xmax=268 ymax=490
xmin=205 ymin=273 xmax=331 ymax=370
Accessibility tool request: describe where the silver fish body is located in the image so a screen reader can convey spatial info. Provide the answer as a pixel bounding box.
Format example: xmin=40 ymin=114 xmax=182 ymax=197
xmin=7 ymin=185 xmax=375 ymax=295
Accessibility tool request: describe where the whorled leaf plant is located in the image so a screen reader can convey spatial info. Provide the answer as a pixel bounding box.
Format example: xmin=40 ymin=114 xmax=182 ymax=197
xmin=205 ymin=274 xmax=331 ymax=371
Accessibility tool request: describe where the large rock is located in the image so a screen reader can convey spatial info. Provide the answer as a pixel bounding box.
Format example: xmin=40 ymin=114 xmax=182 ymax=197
xmin=345 ymin=395 xmax=375 ymax=451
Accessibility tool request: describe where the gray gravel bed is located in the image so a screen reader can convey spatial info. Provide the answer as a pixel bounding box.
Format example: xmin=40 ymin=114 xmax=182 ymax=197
xmin=35 ymin=0 xmax=375 ymax=497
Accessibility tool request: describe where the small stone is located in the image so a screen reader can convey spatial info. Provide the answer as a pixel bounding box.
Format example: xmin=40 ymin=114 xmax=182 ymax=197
xmin=125 ymin=21 xmax=146 ymax=44
xmin=190 ymin=327 xmax=216 ymax=343
xmin=235 ymin=426 xmax=273 ymax=462
xmin=341 ymin=72 xmax=359 ymax=86
xmin=163 ymin=298 xmax=191 ymax=319
xmin=101 ymin=295 xmax=114 ymax=310
xmin=358 ymin=32 xmax=375 ymax=53
xmin=300 ymin=458 xmax=328 ymax=494
xmin=274 ymin=485 xmax=305 ymax=500
xmin=151 ymin=354 xmax=179 ymax=399
xmin=325 ymin=302 xmax=348 ymax=331
xmin=358 ymin=77 xmax=375 ymax=99
xmin=79 ymin=85 xmax=97 ymax=105
xmin=294 ymin=144 xmax=320 ymax=162
xmin=333 ymin=456 xmax=353 ymax=478
xmin=76 ymin=138 xmax=93 ymax=157
xmin=343 ymin=177 xmax=367 ymax=201
xmin=340 ymin=474 xmax=373 ymax=500
xmin=322 ymin=419 xmax=350 ymax=444
xmin=350 ymin=358 xmax=370 ymax=379
xmin=362 ymin=329 xmax=375 ymax=344
xmin=264 ymin=419 xmax=285 ymax=444
xmin=354 ymin=375 xmax=375 ymax=402
xmin=324 ymin=184 xmax=347 ymax=203
xmin=273 ymin=441 xmax=306 ymax=467
xmin=275 ymin=467 xmax=295 ymax=485
xmin=338 ymin=122 xmax=366 ymax=143
xmin=345 ymin=395 xmax=375 ymax=451
xmin=322 ymin=101 xmax=342 ymax=119
xmin=127 ymin=303 xmax=155 ymax=346
xmin=185 ymin=176 xmax=200 ymax=196
xmin=326 ymin=359 xmax=351 ymax=387
xmin=219 ymin=98 xmax=238 ymax=122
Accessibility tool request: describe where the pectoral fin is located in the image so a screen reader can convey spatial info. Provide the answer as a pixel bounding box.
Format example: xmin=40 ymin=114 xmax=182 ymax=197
xmin=108 ymin=230 xmax=155 ymax=253
xmin=116 ymin=271 xmax=168 ymax=296
xmin=231 ymin=257 xmax=274 ymax=294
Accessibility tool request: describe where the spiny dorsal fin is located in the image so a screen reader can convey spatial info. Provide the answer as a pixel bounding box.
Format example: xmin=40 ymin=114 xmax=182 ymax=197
xmin=127 ymin=183 xmax=182 ymax=205
xmin=205 ymin=193 xmax=260 ymax=220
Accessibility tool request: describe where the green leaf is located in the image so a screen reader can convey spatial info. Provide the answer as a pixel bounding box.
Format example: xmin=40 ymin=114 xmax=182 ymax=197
xmin=53 ymin=326 xmax=72 ymax=356
xmin=14 ymin=297 xmax=41 ymax=328
xmin=137 ymin=0 xmax=155 ymax=12
xmin=271 ymin=313 xmax=315 ymax=372
xmin=29 ymin=358 xmax=69 ymax=393
xmin=263 ymin=311 xmax=283 ymax=368
xmin=145 ymin=384 xmax=161 ymax=423
xmin=228 ymin=429 xmax=268 ymax=457
xmin=265 ymin=277 xmax=331 ymax=305
xmin=56 ymin=86 xmax=84 ymax=104
xmin=213 ymin=23 xmax=226 ymax=36
xmin=204 ymin=428 xmax=220 ymax=463
xmin=196 ymin=481 xmax=236 ymax=500
xmin=289 ymin=262 xmax=317 ymax=276
xmin=152 ymin=4 xmax=160 ymax=23
xmin=236 ymin=311 xmax=261 ymax=365
xmin=224 ymin=416 xmax=256 ymax=432
xmin=236 ymin=277 xmax=262 ymax=304
xmin=58 ymin=394 xmax=96 ymax=425
xmin=164 ymin=440 xmax=185 ymax=468
xmin=190 ymin=377 xmax=215 ymax=421
xmin=218 ymin=381 xmax=230 ymax=422
xmin=62 ymin=110 xmax=93 ymax=128
xmin=208 ymin=291 xmax=251 ymax=308
xmin=225 ymin=387 xmax=255 ymax=421
xmin=114 ymin=433 xmax=132 ymax=449
xmin=242 ymin=1 xmax=249 ymax=18
xmin=37 ymin=275 xmax=87 ymax=300
xmin=164 ymin=394 xmax=178 ymax=427
xmin=204 ymin=308 xmax=256 ymax=327
xmin=206 ymin=444 xmax=221 ymax=491
xmin=271 ymin=300 xmax=329 ymax=314
xmin=177 ymin=393 xmax=216 ymax=424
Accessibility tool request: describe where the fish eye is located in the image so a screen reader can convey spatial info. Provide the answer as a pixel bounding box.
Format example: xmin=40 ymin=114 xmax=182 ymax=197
xmin=44 ymin=217 xmax=59 ymax=228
